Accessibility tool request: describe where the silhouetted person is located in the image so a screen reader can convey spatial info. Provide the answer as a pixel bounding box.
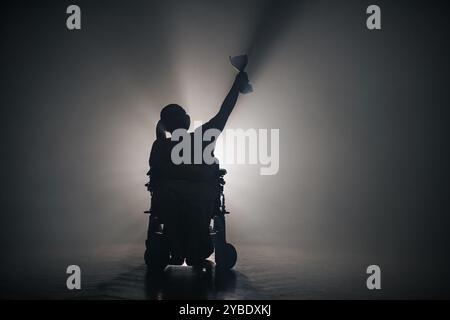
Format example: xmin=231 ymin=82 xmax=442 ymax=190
xmin=148 ymin=72 xmax=249 ymax=266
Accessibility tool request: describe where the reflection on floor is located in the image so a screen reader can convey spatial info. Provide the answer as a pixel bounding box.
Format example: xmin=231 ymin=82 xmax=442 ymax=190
xmin=1 ymin=244 xmax=447 ymax=299
xmin=89 ymin=262 xmax=269 ymax=300
xmin=76 ymin=246 xmax=273 ymax=300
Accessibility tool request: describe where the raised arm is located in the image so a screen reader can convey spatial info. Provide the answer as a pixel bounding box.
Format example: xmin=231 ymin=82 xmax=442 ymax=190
xmin=203 ymin=72 xmax=249 ymax=132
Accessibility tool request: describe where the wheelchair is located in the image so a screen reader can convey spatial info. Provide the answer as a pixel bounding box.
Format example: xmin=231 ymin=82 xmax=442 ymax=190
xmin=144 ymin=166 xmax=237 ymax=271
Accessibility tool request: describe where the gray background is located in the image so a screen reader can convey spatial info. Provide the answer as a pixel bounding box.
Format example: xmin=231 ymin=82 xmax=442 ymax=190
xmin=1 ymin=0 xmax=449 ymax=298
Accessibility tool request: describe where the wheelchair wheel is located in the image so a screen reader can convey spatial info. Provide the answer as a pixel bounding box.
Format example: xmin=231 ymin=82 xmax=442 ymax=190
xmin=217 ymin=243 xmax=237 ymax=270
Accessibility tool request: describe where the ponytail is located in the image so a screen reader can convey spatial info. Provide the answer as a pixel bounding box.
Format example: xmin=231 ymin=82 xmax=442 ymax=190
xmin=156 ymin=120 xmax=167 ymax=140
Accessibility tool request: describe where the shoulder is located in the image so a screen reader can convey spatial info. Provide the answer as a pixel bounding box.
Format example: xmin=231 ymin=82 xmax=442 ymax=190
xmin=150 ymin=138 xmax=172 ymax=159
xmin=152 ymin=137 xmax=171 ymax=148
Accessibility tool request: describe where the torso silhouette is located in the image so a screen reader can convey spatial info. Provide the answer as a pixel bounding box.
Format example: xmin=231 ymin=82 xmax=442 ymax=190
xmin=148 ymin=116 xmax=229 ymax=264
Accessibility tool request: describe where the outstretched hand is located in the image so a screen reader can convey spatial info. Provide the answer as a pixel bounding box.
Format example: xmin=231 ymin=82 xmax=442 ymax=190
xmin=235 ymin=71 xmax=250 ymax=92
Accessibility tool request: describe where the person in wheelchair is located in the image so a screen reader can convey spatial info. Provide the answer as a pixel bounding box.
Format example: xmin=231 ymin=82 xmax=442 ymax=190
xmin=145 ymin=71 xmax=249 ymax=270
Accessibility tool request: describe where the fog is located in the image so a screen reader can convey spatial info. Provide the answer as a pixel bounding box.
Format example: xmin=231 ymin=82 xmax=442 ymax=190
xmin=2 ymin=0 xmax=450 ymax=279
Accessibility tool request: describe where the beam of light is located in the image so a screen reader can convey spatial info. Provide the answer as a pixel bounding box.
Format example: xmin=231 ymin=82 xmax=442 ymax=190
xmin=97 ymin=0 xmax=307 ymax=248
xmin=245 ymin=0 xmax=303 ymax=79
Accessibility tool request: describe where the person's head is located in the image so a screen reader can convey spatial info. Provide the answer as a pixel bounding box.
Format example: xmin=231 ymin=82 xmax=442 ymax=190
xmin=159 ymin=104 xmax=190 ymax=133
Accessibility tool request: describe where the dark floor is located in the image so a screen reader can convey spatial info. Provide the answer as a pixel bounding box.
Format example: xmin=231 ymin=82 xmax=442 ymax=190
xmin=1 ymin=244 xmax=448 ymax=299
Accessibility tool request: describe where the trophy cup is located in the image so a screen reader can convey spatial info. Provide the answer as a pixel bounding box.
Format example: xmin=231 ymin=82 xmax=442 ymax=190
xmin=229 ymin=54 xmax=253 ymax=94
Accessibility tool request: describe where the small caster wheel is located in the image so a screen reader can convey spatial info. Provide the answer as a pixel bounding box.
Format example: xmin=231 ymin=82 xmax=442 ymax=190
xmin=221 ymin=243 xmax=237 ymax=269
